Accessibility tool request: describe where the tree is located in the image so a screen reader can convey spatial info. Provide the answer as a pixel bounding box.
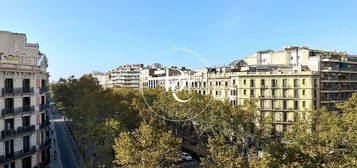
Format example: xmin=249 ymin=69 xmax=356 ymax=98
xmin=258 ymin=93 xmax=357 ymax=168
xmin=113 ymin=121 xmax=182 ymax=168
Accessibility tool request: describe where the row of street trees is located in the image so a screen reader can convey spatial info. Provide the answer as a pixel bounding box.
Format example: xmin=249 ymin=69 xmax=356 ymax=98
xmin=51 ymin=75 xmax=357 ymax=168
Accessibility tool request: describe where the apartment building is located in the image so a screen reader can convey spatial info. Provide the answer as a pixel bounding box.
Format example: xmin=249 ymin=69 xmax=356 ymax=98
xmin=206 ymin=67 xmax=232 ymax=100
xmin=92 ymin=72 xmax=112 ymax=88
xmin=140 ymin=46 xmax=357 ymax=133
xmin=111 ymin=64 xmax=144 ymax=89
xmin=139 ymin=67 xmax=191 ymax=90
xmin=0 ymin=31 xmax=51 ymax=168
xmin=232 ymin=70 xmax=319 ymax=133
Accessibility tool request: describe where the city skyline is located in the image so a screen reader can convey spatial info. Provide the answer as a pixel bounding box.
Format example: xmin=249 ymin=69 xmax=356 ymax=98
xmin=1 ymin=0 xmax=357 ymax=81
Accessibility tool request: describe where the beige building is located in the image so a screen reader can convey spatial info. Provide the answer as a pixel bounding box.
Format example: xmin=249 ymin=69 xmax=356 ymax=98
xmin=232 ymin=71 xmax=319 ymax=133
xmin=140 ymin=46 xmax=357 ymax=134
xmin=0 ymin=31 xmax=51 ymax=168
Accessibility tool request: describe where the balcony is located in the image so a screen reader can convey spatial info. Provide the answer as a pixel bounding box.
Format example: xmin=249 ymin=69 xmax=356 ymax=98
xmin=2 ymin=87 xmax=34 ymax=96
xmin=0 ymin=146 xmax=37 ymax=164
xmin=40 ymin=87 xmax=49 ymax=94
xmin=1 ymin=125 xmax=35 ymax=139
xmin=1 ymin=106 xmax=35 ymax=118
xmin=40 ymin=104 xmax=50 ymax=111
xmin=39 ymin=138 xmax=51 ymax=150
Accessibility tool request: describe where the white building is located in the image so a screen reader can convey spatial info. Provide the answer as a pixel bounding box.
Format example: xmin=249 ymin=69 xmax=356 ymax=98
xmin=111 ymin=64 xmax=144 ymax=89
xmin=0 ymin=31 xmax=51 ymax=168
xmin=92 ymin=72 xmax=112 ymax=88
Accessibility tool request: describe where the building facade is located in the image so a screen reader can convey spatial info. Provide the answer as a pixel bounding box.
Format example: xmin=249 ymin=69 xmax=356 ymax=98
xmin=111 ymin=64 xmax=144 ymax=89
xmin=92 ymin=72 xmax=112 ymax=88
xmin=0 ymin=31 xmax=51 ymax=168
xmin=140 ymin=46 xmax=357 ymax=134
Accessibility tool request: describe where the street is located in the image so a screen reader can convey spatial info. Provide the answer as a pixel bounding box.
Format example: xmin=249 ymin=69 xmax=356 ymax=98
xmin=51 ymin=112 xmax=82 ymax=168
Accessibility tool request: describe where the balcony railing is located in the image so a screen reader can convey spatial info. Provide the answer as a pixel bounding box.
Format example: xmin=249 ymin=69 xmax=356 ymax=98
xmin=1 ymin=106 xmax=35 ymax=117
xmin=40 ymin=87 xmax=49 ymax=94
xmin=39 ymin=138 xmax=51 ymax=150
xmin=2 ymin=87 xmax=34 ymax=96
xmin=0 ymin=146 xmax=36 ymax=163
xmin=1 ymin=125 xmax=35 ymax=139
xmin=40 ymin=104 xmax=50 ymax=111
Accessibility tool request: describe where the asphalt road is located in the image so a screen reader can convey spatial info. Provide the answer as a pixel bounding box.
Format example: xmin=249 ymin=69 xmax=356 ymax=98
xmin=52 ymin=113 xmax=81 ymax=168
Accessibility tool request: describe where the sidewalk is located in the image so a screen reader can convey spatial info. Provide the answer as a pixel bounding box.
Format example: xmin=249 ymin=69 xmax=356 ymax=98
xmin=49 ymin=115 xmax=63 ymax=168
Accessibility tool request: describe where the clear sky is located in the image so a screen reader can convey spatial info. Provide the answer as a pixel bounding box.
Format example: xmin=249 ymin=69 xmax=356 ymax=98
xmin=1 ymin=0 xmax=357 ymax=81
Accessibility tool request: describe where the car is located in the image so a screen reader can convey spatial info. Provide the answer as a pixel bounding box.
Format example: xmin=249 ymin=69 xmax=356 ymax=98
xmin=181 ymin=152 xmax=192 ymax=161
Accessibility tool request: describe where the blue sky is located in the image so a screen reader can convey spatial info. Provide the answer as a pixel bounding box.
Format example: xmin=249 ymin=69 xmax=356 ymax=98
xmin=1 ymin=0 xmax=357 ymax=81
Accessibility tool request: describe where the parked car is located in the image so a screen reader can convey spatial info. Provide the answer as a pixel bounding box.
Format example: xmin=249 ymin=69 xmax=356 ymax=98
xmin=181 ymin=152 xmax=193 ymax=161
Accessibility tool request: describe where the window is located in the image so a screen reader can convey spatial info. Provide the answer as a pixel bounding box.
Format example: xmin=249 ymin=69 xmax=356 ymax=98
xmin=302 ymin=89 xmax=305 ymax=95
xmin=283 ymin=112 xmax=287 ymax=121
xmin=232 ymin=79 xmax=236 ymax=86
xmin=22 ymin=116 xmax=31 ymax=127
xmin=294 ymin=79 xmax=298 ymax=87
xmin=260 ymin=79 xmax=265 ymax=87
xmin=225 ymin=81 xmax=228 ymax=86
xmin=243 ymin=89 xmax=246 ymax=95
xmin=5 ymin=140 xmax=14 ymax=157
xmin=294 ymin=101 xmax=299 ymax=110
xmin=215 ymin=91 xmax=218 ymax=95
xmin=22 ymin=156 xmax=32 ymax=168
xmin=23 ymin=79 xmax=30 ymax=92
xmin=250 ymin=89 xmax=254 ymax=97
xmin=5 ymin=98 xmax=14 ymax=109
xmin=260 ymin=89 xmax=265 ymax=97
xmin=23 ymin=97 xmax=31 ymax=107
xmin=5 ymin=118 xmax=14 ymax=130
xmin=283 ymin=89 xmax=287 ymax=98
xmin=250 ymin=79 xmax=255 ymax=87
xmin=283 ymin=100 xmax=287 ymax=109
xmin=271 ymin=79 xmax=277 ymax=87
xmin=243 ymin=79 xmax=246 ymax=85
xmin=23 ymin=136 xmax=30 ymax=153
xmin=302 ymin=101 xmax=306 ymax=108
xmin=302 ymin=79 xmax=305 ymax=85
xmin=314 ymin=89 xmax=318 ymax=98
xmin=294 ymin=89 xmax=299 ymax=98
xmin=260 ymin=100 xmax=265 ymax=108
xmin=272 ymin=89 xmax=276 ymax=97
xmin=314 ymin=79 xmax=318 ymax=87
xmin=283 ymin=79 xmax=287 ymax=87
xmin=5 ymin=78 xmax=13 ymax=90
xmin=271 ymin=100 xmax=275 ymax=109
xmin=4 ymin=162 xmax=15 ymax=168
xmin=231 ymin=90 xmax=237 ymax=96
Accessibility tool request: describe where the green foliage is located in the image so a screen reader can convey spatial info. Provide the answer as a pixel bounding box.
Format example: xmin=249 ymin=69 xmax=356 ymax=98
xmin=52 ymin=74 xmax=357 ymax=168
xmin=113 ymin=121 xmax=182 ymax=168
